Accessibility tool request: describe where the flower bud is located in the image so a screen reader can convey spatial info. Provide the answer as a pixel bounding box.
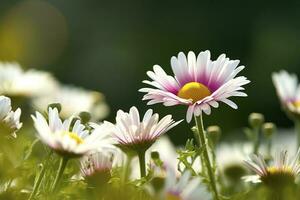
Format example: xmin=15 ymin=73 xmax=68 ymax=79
xmin=151 ymin=151 xmax=160 ymax=160
xmin=79 ymin=111 xmax=91 ymax=124
xmin=207 ymin=125 xmax=221 ymax=146
xmin=262 ymin=122 xmax=276 ymax=138
xmin=248 ymin=113 xmax=265 ymax=128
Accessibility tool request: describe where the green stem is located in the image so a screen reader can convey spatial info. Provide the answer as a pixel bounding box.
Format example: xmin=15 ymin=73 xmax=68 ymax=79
xmin=28 ymin=165 xmax=46 ymax=200
xmin=295 ymin=120 xmax=300 ymax=148
xmin=51 ymin=157 xmax=68 ymax=193
xmin=253 ymin=127 xmax=260 ymax=154
xmin=28 ymin=151 xmax=52 ymax=200
xmin=194 ymin=115 xmax=220 ymax=200
xmin=138 ymin=151 xmax=146 ymax=178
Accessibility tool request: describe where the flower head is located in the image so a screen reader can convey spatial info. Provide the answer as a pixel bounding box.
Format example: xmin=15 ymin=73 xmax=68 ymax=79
xmin=31 ymin=107 xmax=115 ymax=158
xmin=272 ymin=70 xmax=300 ymax=118
xmin=244 ymin=149 xmax=300 ymax=188
xmin=106 ymin=106 xmax=181 ymax=152
xmin=0 ymin=96 xmax=22 ymax=137
xmin=0 ymin=62 xmax=58 ymax=98
xmin=80 ymin=151 xmax=114 ymax=185
xmin=140 ymin=51 xmax=250 ymax=122
xmin=33 ymin=85 xmax=109 ymax=120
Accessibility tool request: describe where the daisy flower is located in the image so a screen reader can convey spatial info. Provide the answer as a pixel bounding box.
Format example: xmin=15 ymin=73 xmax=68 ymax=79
xmin=272 ymin=70 xmax=300 ymax=118
xmin=0 ymin=95 xmax=22 ymax=137
xmin=244 ymin=149 xmax=300 ymax=188
xmin=106 ymin=106 xmax=181 ymax=152
xmin=31 ymin=107 xmax=115 ymax=158
xmin=149 ymin=169 xmax=211 ymax=200
xmin=80 ymin=151 xmax=114 ymax=185
xmin=140 ymin=51 xmax=250 ymax=122
xmin=33 ymin=85 xmax=109 ymax=120
xmin=0 ymin=62 xmax=58 ymax=98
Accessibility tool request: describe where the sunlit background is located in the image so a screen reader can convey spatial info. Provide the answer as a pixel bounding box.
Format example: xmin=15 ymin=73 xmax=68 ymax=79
xmin=0 ymin=0 xmax=299 ymax=144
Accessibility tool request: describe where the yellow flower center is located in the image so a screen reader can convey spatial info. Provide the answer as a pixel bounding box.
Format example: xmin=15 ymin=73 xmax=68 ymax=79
xmin=267 ymin=166 xmax=293 ymax=175
xmin=61 ymin=131 xmax=83 ymax=144
xmin=177 ymin=82 xmax=211 ymax=103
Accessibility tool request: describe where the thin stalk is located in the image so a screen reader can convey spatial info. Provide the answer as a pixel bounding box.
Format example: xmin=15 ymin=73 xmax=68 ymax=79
xmin=28 ymin=151 xmax=52 ymax=200
xmin=253 ymin=127 xmax=260 ymax=154
xmin=51 ymin=157 xmax=68 ymax=193
xmin=295 ymin=120 xmax=300 ymax=148
xmin=194 ymin=115 xmax=219 ymax=200
xmin=138 ymin=151 xmax=146 ymax=178
xmin=28 ymin=165 xmax=46 ymax=200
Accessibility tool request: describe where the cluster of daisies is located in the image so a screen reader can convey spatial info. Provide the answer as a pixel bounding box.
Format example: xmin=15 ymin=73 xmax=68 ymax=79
xmin=1 ymin=50 xmax=300 ymax=200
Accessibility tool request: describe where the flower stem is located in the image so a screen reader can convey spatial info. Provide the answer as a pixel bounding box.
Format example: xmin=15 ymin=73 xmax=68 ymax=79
xmin=295 ymin=120 xmax=300 ymax=147
xmin=253 ymin=127 xmax=260 ymax=154
xmin=28 ymin=165 xmax=46 ymax=200
xmin=194 ymin=115 xmax=219 ymax=200
xmin=28 ymin=151 xmax=52 ymax=200
xmin=51 ymin=157 xmax=68 ymax=193
xmin=138 ymin=151 xmax=146 ymax=178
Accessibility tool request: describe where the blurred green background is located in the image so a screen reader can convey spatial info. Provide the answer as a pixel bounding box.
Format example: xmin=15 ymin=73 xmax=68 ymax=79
xmin=0 ymin=0 xmax=299 ymax=144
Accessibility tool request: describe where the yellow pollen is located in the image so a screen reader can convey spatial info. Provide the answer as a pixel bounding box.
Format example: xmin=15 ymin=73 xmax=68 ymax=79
xmin=267 ymin=166 xmax=293 ymax=175
xmin=61 ymin=131 xmax=83 ymax=144
xmin=177 ymin=82 xmax=211 ymax=103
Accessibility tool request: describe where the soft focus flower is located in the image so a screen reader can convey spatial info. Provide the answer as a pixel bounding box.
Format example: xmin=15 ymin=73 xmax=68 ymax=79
xmin=105 ymin=106 xmax=181 ymax=152
xmin=140 ymin=51 xmax=250 ymax=122
xmin=33 ymin=85 xmax=109 ymax=120
xmin=150 ymin=169 xmax=211 ymax=200
xmin=244 ymin=149 xmax=300 ymax=188
xmin=216 ymin=143 xmax=251 ymax=182
xmin=0 ymin=62 xmax=58 ymax=97
xmin=0 ymin=95 xmax=22 ymax=137
xmin=31 ymin=107 xmax=115 ymax=157
xmin=80 ymin=151 xmax=113 ymax=185
xmin=272 ymin=70 xmax=300 ymax=118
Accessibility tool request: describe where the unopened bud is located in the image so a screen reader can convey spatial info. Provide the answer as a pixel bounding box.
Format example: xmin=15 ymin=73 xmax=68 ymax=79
xmin=47 ymin=103 xmax=61 ymax=113
xmin=262 ymin=122 xmax=276 ymax=137
xmin=151 ymin=151 xmax=160 ymax=160
xmin=248 ymin=113 xmax=264 ymax=128
xmin=207 ymin=125 xmax=221 ymax=146
xmin=79 ymin=111 xmax=91 ymax=124
xmin=191 ymin=126 xmax=197 ymax=134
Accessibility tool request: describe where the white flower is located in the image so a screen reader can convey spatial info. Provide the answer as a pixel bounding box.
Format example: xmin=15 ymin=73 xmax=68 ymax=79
xmin=155 ymin=170 xmax=211 ymax=200
xmin=31 ymin=107 xmax=115 ymax=157
xmin=140 ymin=51 xmax=250 ymax=122
xmin=272 ymin=70 xmax=300 ymax=116
xmin=0 ymin=62 xmax=58 ymax=97
xmin=244 ymin=149 xmax=300 ymax=187
xmin=80 ymin=151 xmax=113 ymax=177
xmin=33 ymin=85 xmax=109 ymax=120
xmin=0 ymin=95 xmax=22 ymax=136
xmin=105 ymin=106 xmax=181 ymax=152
